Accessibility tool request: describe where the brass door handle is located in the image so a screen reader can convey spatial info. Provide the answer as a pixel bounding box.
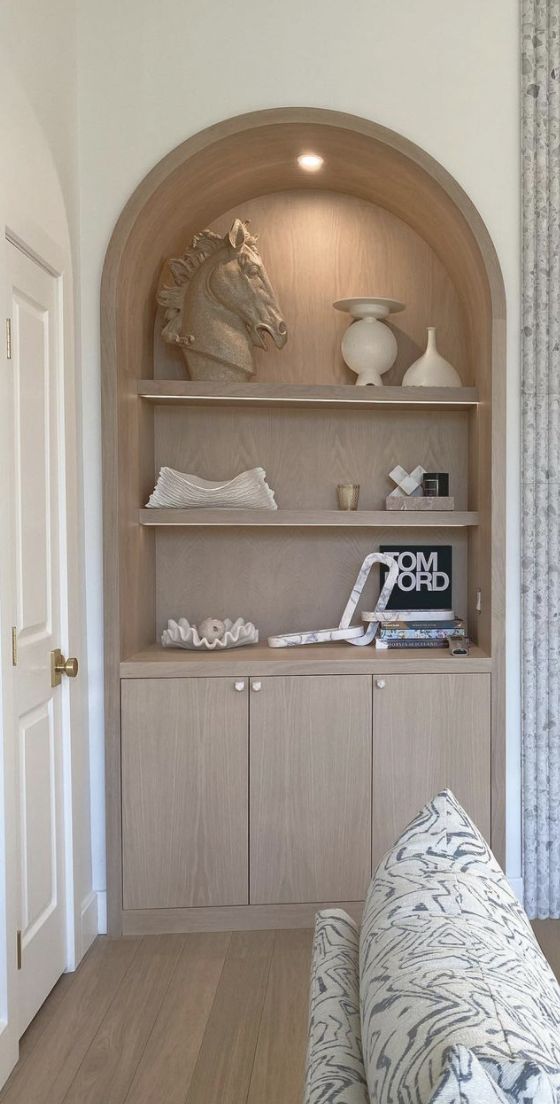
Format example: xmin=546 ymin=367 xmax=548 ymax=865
xmin=51 ymin=649 xmax=79 ymax=687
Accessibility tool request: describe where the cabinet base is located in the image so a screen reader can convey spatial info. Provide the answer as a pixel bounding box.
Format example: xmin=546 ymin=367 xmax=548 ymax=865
xmin=121 ymin=901 xmax=364 ymax=935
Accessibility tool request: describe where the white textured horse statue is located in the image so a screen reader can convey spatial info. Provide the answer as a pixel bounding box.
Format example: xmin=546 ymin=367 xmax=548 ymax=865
xmin=158 ymin=218 xmax=287 ymax=381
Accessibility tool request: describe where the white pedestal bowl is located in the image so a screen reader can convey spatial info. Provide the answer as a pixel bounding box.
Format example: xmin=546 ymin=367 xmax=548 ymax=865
xmin=333 ymin=297 xmax=405 ymax=386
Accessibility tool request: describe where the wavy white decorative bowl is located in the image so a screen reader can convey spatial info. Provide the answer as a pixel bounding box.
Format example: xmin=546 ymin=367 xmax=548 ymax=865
xmin=161 ymin=617 xmax=259 ymax=650
xmin=146 ymin=466 xmax=276 ymax=510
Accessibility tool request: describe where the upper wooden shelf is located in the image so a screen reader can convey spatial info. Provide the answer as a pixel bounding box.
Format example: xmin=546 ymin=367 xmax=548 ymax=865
xmin=139 ymin=508 xmax=479 ymax=528
xmin=137 ymin=380 xmax=479 ymax=410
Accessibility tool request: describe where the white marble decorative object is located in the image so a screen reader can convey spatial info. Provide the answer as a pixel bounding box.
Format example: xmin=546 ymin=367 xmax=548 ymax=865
xmin=267 ymin=626 xmax=365 ymax=648
xmin=267 ymin=552 xmax=399 ymax=648
xmin=388 ymin=465 xmax=425 ymax=498
xmin=385 ymin=495 xmax=454 ymax=511
xmin=162 ymin=617 xmax=258 ymax=650
xmin=333 ymin=297 xmax=405 ymax=386
xmin=402 ymin=327 xmax=462 ymax=387
xmin=147 ymin=466 xmax=277 ymax=510
xmin=339 ymin=553 xmax=399 ymax=646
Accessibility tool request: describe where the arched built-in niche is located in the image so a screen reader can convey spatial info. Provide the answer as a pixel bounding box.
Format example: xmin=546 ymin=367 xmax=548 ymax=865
xmin=154 ymin=189 xmax=470 ymax=386
xmin=102 ymin=109 xmax=505 ymax=935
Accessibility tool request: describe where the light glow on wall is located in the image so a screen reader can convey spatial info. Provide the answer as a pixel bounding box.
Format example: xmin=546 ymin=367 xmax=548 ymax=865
xmin=297 ymin=152 xmax=324 ymax=172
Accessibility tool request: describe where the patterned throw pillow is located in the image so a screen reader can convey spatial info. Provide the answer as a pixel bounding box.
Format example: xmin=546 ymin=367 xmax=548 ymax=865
xmin=359 ymin=790 xmax=560 ymax=1104
xmin=304 ymin=909 xmax=368 ymax=1104
xmin=430 ymin=1046 xmax=557 ymax=1103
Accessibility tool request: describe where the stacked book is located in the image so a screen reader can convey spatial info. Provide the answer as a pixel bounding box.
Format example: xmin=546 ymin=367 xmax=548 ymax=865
xmin=374 ymin=610 xmax=465 ymax=650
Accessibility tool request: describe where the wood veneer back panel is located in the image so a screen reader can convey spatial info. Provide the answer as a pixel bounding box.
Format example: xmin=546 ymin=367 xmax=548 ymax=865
xmin=153 ymin=407 xmax=469 ymax=509
xmin=153 ymin=404 xmax=470 ymax=638
xmin=155 ymin=190 xmax=469 ymax=387
xmin=156 ymin=529 xmax=468 ymax=640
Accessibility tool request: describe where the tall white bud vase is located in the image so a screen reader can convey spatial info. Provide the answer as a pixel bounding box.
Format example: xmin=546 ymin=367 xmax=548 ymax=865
xmin=333 ymin=297 xmax=405 ymax=386
xmin=402 ymin=327 xmax=462 ymax=387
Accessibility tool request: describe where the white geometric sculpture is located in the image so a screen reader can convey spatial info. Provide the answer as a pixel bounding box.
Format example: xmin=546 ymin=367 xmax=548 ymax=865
xmin=339 ymin=552 xmax=400 ymax=646
xmin=388 ymin=465 xmax=425 ymax=498
xmin=267 ymin=552 xmax=399 ymax=648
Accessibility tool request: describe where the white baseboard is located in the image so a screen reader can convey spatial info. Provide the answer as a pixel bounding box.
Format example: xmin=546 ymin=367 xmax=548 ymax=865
xmin=80 ymin=890 xmax=99 ymax=956
xmin=96 ymin=890 xmax=107 ymax=935
xmin=508 ymin=876 xmax=524 ymax=904
xmin=79 ymin=889 xmax=107 ymax=957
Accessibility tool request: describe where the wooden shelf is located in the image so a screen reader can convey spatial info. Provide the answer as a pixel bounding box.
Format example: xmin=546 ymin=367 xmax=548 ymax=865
xmin=120 ymin=642 xmax=492 ymax=678
xmin=139 ymin=508 xmax=479 ymax=528
xmin=137 ymin=380 xmax=479 ymax=410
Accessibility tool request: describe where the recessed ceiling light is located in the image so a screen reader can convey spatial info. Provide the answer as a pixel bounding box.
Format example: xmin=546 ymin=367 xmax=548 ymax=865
xmin=297 ymin=152 xmax=324 ymax=172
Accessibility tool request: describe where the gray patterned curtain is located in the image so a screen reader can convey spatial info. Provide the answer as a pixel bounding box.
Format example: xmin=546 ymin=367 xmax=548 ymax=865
xmin=522 ymin=0 xmax=560 ymax=918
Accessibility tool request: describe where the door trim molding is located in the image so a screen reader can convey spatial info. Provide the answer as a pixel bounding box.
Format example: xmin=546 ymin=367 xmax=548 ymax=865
xmin=0 ymin=80 xmax=92 ymax=1084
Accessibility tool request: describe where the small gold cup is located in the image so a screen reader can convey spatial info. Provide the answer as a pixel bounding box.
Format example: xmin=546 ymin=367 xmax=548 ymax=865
xmin=337 ymin=483 xmax=360 ymax=510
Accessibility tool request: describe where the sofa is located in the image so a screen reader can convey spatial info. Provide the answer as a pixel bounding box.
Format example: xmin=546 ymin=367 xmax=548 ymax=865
xmin=304 ymin=790 xmax=560 ymax=1104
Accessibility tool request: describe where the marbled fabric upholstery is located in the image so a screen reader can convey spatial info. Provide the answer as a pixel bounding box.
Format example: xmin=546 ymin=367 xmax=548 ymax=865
xmin=429 ymin=1046 xmax=558 ymax=1103
xmin=359 ymin=791 xmax=560 ymax=1104
xmin=304 ymin=908 xmax=368 ymax=1104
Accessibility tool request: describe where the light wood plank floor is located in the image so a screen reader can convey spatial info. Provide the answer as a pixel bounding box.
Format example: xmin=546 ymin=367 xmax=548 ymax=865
xmin=1 ymin=922 xmax=559 ymax=1103
xmin=0 ymin=929 xmax=313 ymax=1104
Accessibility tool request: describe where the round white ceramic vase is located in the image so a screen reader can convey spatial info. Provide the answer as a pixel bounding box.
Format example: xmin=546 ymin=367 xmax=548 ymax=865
xmin=333 ymin=298 xmax=405 ymax=386
xmin=402 ymin=327 xmax=462 ymax=387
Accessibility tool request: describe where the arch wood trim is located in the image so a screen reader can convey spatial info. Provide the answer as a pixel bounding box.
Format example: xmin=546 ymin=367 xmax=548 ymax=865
xmin=101 ymin=108 xmax=506 ymax=936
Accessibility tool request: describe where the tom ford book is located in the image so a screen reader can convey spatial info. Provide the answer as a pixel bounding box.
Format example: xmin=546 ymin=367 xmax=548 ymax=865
xmin=379 ymin=545 xmax=452 ymax=612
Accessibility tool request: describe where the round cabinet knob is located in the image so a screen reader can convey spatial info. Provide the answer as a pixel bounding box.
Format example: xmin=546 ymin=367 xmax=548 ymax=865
xmin=234 ymin=680 xmax=246 ymax=692
xmin=252 ymin=681 xmax=262 ymax=693
xmin=64 ymin=657 xmax=79 ymax=678
xmin=375 ymin=679 xmax=386 ymax=689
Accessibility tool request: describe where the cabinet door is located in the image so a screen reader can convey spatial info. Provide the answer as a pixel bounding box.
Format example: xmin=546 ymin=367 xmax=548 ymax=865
xmin=250 ymin=675 xmax=372 ymax=904
xmin=122 ymin=678 xmax=248 ymax=909
xmin=372 ymin=673 xmax=491 ymax=867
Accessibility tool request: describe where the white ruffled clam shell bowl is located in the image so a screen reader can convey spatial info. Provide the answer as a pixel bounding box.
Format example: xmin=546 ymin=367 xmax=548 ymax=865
xmin=161 ymin=617 xmax=259 ymax=650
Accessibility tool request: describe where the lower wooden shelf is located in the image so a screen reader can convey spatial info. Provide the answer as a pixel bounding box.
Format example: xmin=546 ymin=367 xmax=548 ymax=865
xmin=120 ymin=642 xmax=492 ymax=678
xmin=138 ymin=508 xmax=479 ymax=528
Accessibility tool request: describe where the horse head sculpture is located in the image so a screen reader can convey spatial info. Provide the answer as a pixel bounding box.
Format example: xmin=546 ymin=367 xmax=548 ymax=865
xmin=158 ymin=218 xmax=288 ymax=381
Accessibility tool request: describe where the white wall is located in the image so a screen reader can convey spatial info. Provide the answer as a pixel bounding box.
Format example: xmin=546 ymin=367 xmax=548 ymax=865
xmin=0 ymin=0 xmax=79 ymax=231
xmin=77 ymin=0 xmax=522 ymax=900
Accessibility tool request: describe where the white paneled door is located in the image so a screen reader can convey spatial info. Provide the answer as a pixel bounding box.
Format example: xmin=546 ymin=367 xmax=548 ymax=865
xmin=8 ymin=241 xmax=68 ymax=1034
